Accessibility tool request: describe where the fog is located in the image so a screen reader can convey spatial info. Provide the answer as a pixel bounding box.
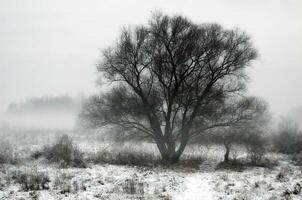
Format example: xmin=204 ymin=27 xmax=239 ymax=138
xmin=0 ymin=0 xmax=302 ymax=129
xmin=2 ymin=112 xmax=76 ymax=130
xmin=1 ymin=3 xmax=302 ymax=198
xmin=0 ymin=95 xmax=82 ymax=130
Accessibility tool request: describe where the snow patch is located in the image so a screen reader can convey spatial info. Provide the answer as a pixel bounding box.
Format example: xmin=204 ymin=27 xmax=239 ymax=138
xmin=174 ymin=173 xmax=213 ymax=200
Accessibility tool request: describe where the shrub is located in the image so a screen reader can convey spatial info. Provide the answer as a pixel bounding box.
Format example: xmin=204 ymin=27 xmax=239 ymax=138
xmin=246 ymin=133 xmax=266 ymax=165
xmin=247 ymin=145 xmax=265 ymax=165
xmin=32 ymin=134 xmax=86 ymax=168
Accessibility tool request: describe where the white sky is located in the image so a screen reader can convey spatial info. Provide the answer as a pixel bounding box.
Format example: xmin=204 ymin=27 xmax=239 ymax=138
xmin=0 ymin=0 xmax=301 ymax=117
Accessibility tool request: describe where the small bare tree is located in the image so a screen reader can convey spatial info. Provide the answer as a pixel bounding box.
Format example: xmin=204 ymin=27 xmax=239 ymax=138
xmin=210 ymin=97 xmax=269 ymax=163
xmin=80 ymin=12 xmax=258 ymax=163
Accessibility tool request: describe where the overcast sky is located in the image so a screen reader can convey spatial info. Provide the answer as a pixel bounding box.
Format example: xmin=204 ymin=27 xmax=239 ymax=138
xmin=0 ymin=0 xmax=301 ymax=118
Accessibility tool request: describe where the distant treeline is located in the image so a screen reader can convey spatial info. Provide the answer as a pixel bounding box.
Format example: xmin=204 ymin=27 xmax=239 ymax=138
xmin=7 ymin=95 xmax=84 ymax=114
xmin=288 ymin=106 xmax=302 ymax=128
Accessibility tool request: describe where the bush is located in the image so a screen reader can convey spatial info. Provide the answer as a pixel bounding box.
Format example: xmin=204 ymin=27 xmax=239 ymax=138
xmin=32 ymin=134 xmax=86 ymax=168
xmin=247 ymin=145 xmax=265 ymax=165
xmin=246 ymin=133 xmax=266 ymax=165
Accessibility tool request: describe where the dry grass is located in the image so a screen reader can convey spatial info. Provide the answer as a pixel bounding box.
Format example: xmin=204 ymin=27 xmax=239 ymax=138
xmin=87 ymin=142 xmax=205 ymax=168
xmin=4 ymin=166 xmax=50 ymax=191
xmin=31 ymin=134 xmax=86 ymax=168
xmin=0 ymin=141 xmax=19 ymax=164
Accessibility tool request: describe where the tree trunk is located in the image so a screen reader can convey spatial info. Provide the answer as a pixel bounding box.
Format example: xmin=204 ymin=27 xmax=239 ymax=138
xmin=154 ymin=128 xmax=190 ymax=164
xmin=156 ymin=141 xmax=179 ymax=164
xmin=168 ymin=134 xmax=190 ymax=164
xmin=155 ymin=139 xmax=170 ymax=161
xmin=155 ymin=137 xmax=184 ymax=164
xmin=224 ymin=144 xmax=230 ymax=163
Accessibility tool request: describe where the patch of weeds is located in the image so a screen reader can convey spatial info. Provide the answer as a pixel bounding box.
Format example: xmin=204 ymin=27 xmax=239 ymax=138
xmin=215 ymin=160 xmax=246 ymax=171
xmin=9 ymin=167 xmax=50 ymax=191
xmin=53 ymin=171 xmax=86 ymax=194
xmin=0 ymin=141 xmax=19 ymax=164
xmin=281 ymin=189 xmax=292 ymax=199
xmin=29 ymin=191 xmax=39 ymax=200
xmin=89 ymin=149 xmax=162 ymax=167
xmin=247 ymin=145 xmax=266 ymax=165
xmin=279 ymin=183 xmax=302 ymax=199
xmin=30 ymin=151 xmax=44 ymax=160
xmin=89 ymin=149 xmax=204 ymax=169
xmin=178 ymin=154 xmax=205 ymax=169
xmin=216 ymin=157 xmax=277 ymax=171
xmin=276 ymin=168 xmax=289 ymax=182
xmin=122 ymin=178 xmax=144 ymax=195
xmin=158 ymin=194 xmax=173 ymax=200
xmin=0 ymin=175 xmax=7 ymax=190
xmin=251 ymin=158 xmax=278 ymax=168
xmin=293 ymin=183 xmax=301 ymax=195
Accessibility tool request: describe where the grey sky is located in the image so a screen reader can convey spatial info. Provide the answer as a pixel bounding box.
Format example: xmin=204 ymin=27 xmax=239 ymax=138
xmin=0 ymin=0 xmax=301 ymax=117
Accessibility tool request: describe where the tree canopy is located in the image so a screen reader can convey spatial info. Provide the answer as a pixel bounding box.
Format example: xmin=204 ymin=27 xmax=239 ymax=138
xmin=80 ymin=13 xmax=260 ymax=163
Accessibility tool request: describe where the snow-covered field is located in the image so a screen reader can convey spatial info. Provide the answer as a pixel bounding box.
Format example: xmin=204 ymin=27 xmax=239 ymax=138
xmin=0 ymin=130 xmax=301 ymax=200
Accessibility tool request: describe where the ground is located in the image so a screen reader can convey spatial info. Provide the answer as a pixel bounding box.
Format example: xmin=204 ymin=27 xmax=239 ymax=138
xmin=0 ymin=130 xmax=301 ymax=200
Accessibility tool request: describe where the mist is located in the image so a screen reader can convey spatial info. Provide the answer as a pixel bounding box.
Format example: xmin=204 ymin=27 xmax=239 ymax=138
xmin=0 ymin=95 xmax=83 ymax=130
xmin=1 ymin=1 xmax=302 ymax=199
xmin=1 ymin=0 xmax=302 ymax=122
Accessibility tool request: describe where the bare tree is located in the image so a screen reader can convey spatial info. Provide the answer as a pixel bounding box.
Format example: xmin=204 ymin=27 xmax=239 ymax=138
xmin=80 ymin=13 xmax=258 ymax=163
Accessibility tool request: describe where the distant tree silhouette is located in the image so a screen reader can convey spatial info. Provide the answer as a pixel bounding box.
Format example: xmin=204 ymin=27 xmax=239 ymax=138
xmin=7 ymin=95 xmax=81 ymax=113
xmin=274 ymin=117 xmax=302 ymax=154
xmin=80 ymin=12 xmax=259 ymax=163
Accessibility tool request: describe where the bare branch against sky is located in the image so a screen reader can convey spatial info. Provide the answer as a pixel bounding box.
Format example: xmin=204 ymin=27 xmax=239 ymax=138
xmin=0 ymin=0 xmax=301 ymax=117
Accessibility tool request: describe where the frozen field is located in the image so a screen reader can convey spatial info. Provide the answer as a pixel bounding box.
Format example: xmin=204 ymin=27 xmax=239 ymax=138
xmin=0 ymin=130 xmax=301 ymax=200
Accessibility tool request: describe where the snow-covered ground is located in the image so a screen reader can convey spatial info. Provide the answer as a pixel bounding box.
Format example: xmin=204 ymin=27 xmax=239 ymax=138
xmin=174 ymin=173 xmax=213 ymax=200
xmin=0 ymin=130 xmax=302 ymax=200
